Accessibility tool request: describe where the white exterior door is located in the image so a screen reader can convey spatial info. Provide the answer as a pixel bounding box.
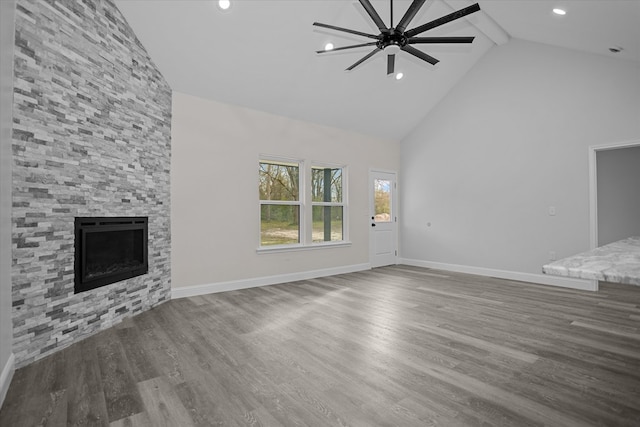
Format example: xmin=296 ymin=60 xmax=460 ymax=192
xmin=370 ymin=170 xmax=397 ymax=268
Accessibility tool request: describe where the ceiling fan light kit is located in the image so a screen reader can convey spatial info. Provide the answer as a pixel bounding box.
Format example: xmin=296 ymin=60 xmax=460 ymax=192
xmin=314 ymin=0 xmax=481 ymax=75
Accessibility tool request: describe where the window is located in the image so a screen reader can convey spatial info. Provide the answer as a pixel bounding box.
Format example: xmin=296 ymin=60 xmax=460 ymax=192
xmin=259 ymin=158 xmax=347 ymax=249
xmin=312 ymin=166 xmax=343 ymax=242
xmin=374 ymin=178 xmax=392 ymax=222
xmin=259 ymin=160 xmax=300 ymax=246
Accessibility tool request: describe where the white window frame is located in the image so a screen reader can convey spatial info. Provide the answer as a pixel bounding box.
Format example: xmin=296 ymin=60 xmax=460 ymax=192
xmin=257 ymin=156 xmax=350 ymax=253
xmin=258 ymin=156 xmax=305 ymax=250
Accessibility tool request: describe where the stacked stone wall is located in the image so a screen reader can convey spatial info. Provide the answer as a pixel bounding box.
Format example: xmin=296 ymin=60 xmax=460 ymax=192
xmin=12 ymin=0 xmax=172 ymax=367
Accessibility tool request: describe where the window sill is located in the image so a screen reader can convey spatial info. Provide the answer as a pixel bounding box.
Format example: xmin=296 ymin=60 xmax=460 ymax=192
xmin=256 ymin=241 xmax=352 ymax=254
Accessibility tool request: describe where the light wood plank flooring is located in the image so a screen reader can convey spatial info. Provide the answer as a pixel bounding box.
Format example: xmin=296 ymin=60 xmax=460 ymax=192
xmin=1 ymin=265 xmax=639 ymax=426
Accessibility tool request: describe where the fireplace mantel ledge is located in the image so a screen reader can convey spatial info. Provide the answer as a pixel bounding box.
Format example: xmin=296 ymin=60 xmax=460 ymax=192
xmin=542 ymin=236 xmax=640 ymax=286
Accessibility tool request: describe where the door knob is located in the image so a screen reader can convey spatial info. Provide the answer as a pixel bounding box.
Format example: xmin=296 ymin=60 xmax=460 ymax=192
xmin=371 ymin=223 xmax=376 ymax=227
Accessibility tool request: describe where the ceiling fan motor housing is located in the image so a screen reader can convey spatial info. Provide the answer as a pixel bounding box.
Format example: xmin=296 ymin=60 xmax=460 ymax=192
xmin=378 ymin=30 xmax=408 ymax=51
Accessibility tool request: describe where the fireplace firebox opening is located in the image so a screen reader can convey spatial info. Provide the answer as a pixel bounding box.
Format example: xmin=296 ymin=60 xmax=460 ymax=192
xmin=74 ymin=217 xmax=148 ymax=293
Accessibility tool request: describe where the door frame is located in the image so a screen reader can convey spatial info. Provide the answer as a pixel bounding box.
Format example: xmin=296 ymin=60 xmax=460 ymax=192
xmin=588 ymin=139 xmax=640 ymax=249
xmin=369 ymin=169 xmax=398 ymax=267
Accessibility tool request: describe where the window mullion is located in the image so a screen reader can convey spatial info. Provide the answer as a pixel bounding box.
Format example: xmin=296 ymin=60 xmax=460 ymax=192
xmin=311 ymin=202 xmax=343 ymax=207
xmin=261 ymin=200 xmax=302 ymax=206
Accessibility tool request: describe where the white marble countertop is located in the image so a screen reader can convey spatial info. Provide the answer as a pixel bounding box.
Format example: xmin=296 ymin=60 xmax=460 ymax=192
xmin=542 ymin=236 xmax=640 ymax=286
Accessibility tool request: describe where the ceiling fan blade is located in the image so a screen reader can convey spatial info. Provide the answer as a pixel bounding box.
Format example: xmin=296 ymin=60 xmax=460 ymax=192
xmin=387 ymin=54 xmax=395 ymax=75
xmin=313 ymin=22 xmax=379 ymax=40
xmin=316 ymin=42 xmax=378 ymax=54
xmin=358 ymin=0 xmax=389 ymax=33
xmin=407 ymin=36 xmax=475 ymax=44
xmin=401 ymin=45 xmax=439 ymax=65
xmin=405 ymin=3 xmax=480 ymax=38
xmin=396 ymin=0 xmax=427 ymax=33
xmin=346 ymin=48 xmax=381 ymax=71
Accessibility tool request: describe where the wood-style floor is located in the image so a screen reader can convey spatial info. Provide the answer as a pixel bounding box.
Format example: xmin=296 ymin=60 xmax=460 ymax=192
xmin=1 ymin=265 xmax=640 ymax=426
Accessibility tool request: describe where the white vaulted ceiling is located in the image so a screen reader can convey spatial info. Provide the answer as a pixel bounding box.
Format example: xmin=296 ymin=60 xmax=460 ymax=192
xmin=114 ymin=0 xmax=640 ymax=141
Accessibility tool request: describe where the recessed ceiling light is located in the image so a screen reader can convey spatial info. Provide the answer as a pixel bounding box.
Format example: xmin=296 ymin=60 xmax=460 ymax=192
xmin=395 ymin=72 xmax=404 ymax=80
xmin=324 ymin=43 xmax=334 ymax=51
xmin=218 ymin=0 xmax=231 ymax=10
xmin=552 ymin=8 xmax=566 ymax=16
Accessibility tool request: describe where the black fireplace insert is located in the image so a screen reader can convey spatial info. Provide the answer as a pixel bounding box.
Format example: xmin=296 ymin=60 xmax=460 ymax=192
xmin=74 ymin=217 xmax=148 ymax=293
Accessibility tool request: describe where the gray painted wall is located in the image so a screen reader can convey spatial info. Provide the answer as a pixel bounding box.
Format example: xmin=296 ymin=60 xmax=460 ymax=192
xmin=400 ymin=39 xmax=640 ymax=280
xmin=171 ymin=92 xmax=399 ymax=290
xmin=0 ymin=0 xmax=16 ymax=406
xmin=597 ymin=146 xmax=640 ymax=246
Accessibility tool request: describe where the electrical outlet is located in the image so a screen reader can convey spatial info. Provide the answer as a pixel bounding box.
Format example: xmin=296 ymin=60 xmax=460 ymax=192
xmin=549 ymin=251 xmax=557 ymax=261
xmin=548 ymin=206 xmax=556 ymax=216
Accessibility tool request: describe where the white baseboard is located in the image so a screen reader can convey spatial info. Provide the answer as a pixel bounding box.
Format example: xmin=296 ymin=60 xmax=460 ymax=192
xmin=399 ymin=258 xmax=598 ymax=291
xmin=0 ymin=352 xmax=15 ymax=407
xmin=172 ymin=263 xmax=372 ymax=299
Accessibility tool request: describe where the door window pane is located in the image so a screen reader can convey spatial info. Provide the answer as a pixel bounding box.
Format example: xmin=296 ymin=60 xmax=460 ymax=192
xmin=260 ymin=205 xmax=300 ymax=246
xmin=312 ymin=206 xmax=343 ymax=242
xmin=374 ymin=179 xmax=391 ymax=222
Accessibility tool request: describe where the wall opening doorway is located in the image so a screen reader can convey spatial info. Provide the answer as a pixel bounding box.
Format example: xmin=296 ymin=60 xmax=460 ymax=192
xmin=589 ymin=140 xmax=640 ymax=249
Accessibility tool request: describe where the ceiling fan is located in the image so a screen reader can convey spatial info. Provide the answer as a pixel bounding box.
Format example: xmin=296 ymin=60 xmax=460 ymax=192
xmin=313 ymin=0 xmax=481 ymax=74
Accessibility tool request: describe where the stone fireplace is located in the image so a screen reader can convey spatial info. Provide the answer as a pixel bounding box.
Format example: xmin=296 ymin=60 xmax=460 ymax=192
xmin=11 ymin=0 xmax=172 ymax=368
